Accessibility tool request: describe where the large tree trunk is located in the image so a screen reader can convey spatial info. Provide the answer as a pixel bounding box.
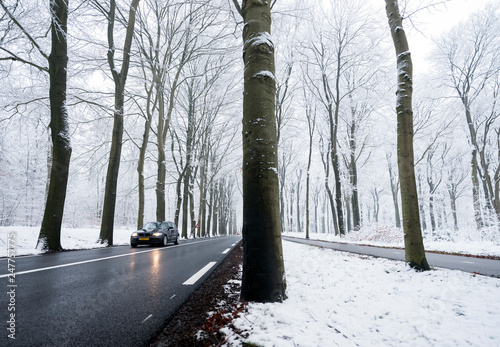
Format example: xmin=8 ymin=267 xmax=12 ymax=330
xmin=385 ymin=0 xmax=430 ymax=270
xmin=38 ymin=0 xmax=71 ymax=251
xmin=240 ymin=0 xmax=286 ymax=303
xmin=99 ymin=0 xmax=140 ymax=245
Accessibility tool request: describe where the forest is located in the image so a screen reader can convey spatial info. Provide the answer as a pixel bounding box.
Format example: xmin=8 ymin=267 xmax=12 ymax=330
xmin=1 ymin=0 xmax=499 ymax=248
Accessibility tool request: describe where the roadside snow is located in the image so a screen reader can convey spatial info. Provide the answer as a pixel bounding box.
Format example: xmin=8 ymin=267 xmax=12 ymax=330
xmin=0 ymin=226 xmax=132 ymax=257
xmin=223 ymin=241 xmax=500 ymax=346
xmin=283 ymin=225 xmax=500 ymax=258
xmin=1 ymin=226 xmax=499 ymax=346
xmin=3 ymin=224 xmax=498 ymax=258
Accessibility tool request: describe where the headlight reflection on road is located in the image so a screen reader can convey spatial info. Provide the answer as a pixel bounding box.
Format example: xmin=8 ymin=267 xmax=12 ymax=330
xmin=149 ymin=251 xmax=161 ymax=294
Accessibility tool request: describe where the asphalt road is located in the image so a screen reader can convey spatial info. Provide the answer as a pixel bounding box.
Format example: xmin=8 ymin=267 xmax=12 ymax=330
xmin=283 ymin=236 xmax=500 ymax=278
xmin=0 ymin=236 xmax=241 ymax=346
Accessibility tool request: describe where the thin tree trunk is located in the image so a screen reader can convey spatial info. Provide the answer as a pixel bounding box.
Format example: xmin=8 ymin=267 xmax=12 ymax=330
xmin=137 ymin=84 xmax=155 ymax=229
xmin=296 ymin=171 xmax=302 ymax=233
xmin=471 ymin=150 xmax=483 ymax=229
xmin=449 ymin=186 xmax=459 ymax=231
xmin=387 ymin=155 xmax=401 ymax=228
xmin=344 ymin=196 xmax=351 ymax=232
xmin=207 ymin=180 xmax=213 ymax=236
xmin=306 ymin=111 xmax=314 ymax=239
xmin=198 ymin=146 xmax=208 ymax=237
xmin=156 ymin=91 xmax=166 ymax=222
xmin=348 ymin=106 xmax=360 ymax=230
xmin=189 ymin=180 xmax=196 ymax=238
xmin=212 ymin=181 xmax=218 ymax=236
xmin=385 ymin=0 xmax=430 ymax=270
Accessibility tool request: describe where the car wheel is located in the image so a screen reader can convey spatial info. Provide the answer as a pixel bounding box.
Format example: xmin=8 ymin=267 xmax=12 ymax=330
xmin=131 ymin=243 xmax=137 ymax=248
xmin=163 ymin=235 xmax=168 ymax=247
xmin=174 ymin=235 xmax=179 ymax=245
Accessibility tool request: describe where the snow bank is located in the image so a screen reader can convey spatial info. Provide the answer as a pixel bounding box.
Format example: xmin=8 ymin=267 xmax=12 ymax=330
xmin=224 ymin=241 xmax=500 ymax=346
xmin=0 ymin=226 xmax=132 ymax=257
xmin=283 ymin=224 xmax=500 ymax=258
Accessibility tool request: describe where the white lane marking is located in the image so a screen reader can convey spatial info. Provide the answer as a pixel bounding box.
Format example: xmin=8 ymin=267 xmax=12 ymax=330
xmin=183 ymin=261 xmax=217 ymax=285
xmin=462 ymin=261 xmax=475 ymax=264
xmin=231 ymin=243 xmax=236 ymax=246
xmin=170 ymin=294 xmax=176 ymax=300
xmin=0 ymin=239 xmax=216 ymax=278
xmin=141 ymin=314 xmax=153 ymax=323
xmin=0 ymin=254 xmax=43 ymax=261
xmin=222 ymin=248 xmax=231 ymax=254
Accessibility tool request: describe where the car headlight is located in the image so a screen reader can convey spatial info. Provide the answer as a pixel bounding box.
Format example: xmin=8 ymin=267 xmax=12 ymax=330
xmin=132 ymin=232 xmax=138 ymax=237
xmin=153 ymin=232 xmax=162 ymax=236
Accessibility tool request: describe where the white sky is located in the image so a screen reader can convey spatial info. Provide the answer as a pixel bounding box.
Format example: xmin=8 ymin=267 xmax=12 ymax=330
xmin=374 ymin=0 xmax=494 ymax=73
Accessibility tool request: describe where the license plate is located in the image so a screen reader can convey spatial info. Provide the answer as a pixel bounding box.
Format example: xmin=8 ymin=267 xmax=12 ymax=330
xmin=139 ymin=238 xmax=149 ymax=241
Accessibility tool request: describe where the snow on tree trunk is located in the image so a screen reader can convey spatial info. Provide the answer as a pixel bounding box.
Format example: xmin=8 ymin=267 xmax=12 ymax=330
xmin=240 ymin=0 xmax=286 ymax=303
xmin=38 ymin=0 xmax=71 ymax=251
xmin=385 ymin=0 xmax=430 ymax=270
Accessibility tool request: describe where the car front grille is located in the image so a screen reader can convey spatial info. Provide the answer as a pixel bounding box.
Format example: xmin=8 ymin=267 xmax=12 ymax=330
xmin=137 ymin=232 xmax=153 ymax=236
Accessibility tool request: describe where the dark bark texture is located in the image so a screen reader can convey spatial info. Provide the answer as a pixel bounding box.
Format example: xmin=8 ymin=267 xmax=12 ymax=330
xmin=38 ymin=0 xmax=71 ymax=251
xmin=385 ymin=0 xmax=430 ymax=270
xmin=99 ymin=0 xmax=140 ymax=245
xmin=240 ymin=0 xmax=286 ymax=302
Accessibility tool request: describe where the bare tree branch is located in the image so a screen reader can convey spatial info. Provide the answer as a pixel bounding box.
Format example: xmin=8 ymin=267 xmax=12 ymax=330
xmin=0 ymin=0 xmax=49 ymax=61
xmin=0 ymin=47 xmax=48 ymax=72
xmin=231 ymin=0 xmax=242 ymax=17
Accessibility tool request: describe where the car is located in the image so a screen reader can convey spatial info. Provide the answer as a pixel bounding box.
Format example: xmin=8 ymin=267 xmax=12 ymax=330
xmin=130 ymin=221 xmax=179 ymax=248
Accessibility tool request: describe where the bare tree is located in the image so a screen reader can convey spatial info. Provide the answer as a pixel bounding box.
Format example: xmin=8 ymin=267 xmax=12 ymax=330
xmin=96 ymin=0 xmax=140 ymax=246
xmin=436 ymin=3 xmax=500 ymax=227
xmin=385 ymin=0 xmax=430 ymax=270
xmin=0 ymin=0 xmax=71 ymax=250
xmin=303 ymin=87 xmax=316 ymax=239
xmin=303 ymin=1 xmax=377 ymax=235
xmin=39 ymin=0 xmax=71 ymax=251
xmin=233 ymin=0 xmax=286 ymax=303
xmin=387 ymin=152 xmax=401 ymax=228
xmin=318 ymin=134 xmax=339 ymax=236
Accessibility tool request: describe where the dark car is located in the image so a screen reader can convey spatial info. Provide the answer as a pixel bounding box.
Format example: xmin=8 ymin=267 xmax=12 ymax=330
xmin=130 ymin=221 xmax=179 ymax=247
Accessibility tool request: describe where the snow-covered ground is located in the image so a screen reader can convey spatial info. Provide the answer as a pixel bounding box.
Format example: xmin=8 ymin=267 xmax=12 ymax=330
xmin=1 ymin=226 xmax=500 ymax=346
xmin=223 ymin=241 xmax=500 ymax=347
xmin=0 ymin=226 xmax=133 ymax=257
xmin=284 ymin=224 xmax=500 ymax=258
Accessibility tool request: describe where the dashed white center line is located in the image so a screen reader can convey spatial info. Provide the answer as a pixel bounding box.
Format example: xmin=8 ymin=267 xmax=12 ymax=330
xmin=141 ymin=314 xmax=153 ymax=323
xmin=170 ymin=294 xmax=176 ymax=299
xmin=222 ymin=248 xmax=231 ymax=254
xmin=0 ymin=239 xmax=214 ymax=278
xmin=462 ymin=261 xmax=475 ymax=264
xmin=183 ymin=261 xmax=217 ymax=285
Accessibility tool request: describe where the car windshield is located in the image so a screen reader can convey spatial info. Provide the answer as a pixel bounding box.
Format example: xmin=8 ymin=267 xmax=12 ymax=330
xmin=141 ymin=222 xmax=160 ymax=231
